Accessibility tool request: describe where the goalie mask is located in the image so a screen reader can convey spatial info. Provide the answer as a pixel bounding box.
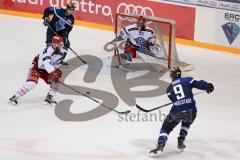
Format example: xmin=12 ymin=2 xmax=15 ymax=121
xmin=137 ymin=16 xmax=146 ymax=31
xmin=169 ymin=67 xmax=181 ymax=80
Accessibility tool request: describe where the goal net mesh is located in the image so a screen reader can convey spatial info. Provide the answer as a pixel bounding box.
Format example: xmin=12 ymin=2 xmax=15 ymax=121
xmin=115 ymin=13 xmax=181 ymax=71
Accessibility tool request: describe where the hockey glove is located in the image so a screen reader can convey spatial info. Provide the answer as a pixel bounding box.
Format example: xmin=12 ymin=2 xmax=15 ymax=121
xmin=206 ymin=83 xmax=214 ymax=94
xmin=64 ymin=38 xmax=70 ymax=48
xmin=49 ymin=68 xmax=62 ymax=83
xmin=43 ymin=17 xmax=50 ymax=26
xmin=149 ymin=43 xmax=160 ymax=53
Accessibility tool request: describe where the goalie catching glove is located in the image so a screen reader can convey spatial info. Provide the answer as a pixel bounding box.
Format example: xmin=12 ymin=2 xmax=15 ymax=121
xmin=48 ymin=68 xmax=62 ymax=83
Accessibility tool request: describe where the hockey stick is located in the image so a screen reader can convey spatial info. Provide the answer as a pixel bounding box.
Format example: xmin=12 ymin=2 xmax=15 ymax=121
xmin=59 ymin=81 xmax=131 ymax=114
xmin=137 ymin=46 xmax=194 ymax=72
xmin=136 ymin=91 xmax=205 ymax=113
xmin=46 ymin=23 xmax=87 ymax=64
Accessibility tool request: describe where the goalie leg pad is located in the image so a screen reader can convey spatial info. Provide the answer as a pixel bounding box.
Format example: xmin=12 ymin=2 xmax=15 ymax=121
xmin=124 ymin=43 xmax=137 ymax=58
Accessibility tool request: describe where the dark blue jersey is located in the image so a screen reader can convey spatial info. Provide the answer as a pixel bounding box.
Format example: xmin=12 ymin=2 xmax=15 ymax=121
xmin=166 ymin=77 xmax=210 ymax=114
xmin=43 ymin=6 xmax=74 ymax=38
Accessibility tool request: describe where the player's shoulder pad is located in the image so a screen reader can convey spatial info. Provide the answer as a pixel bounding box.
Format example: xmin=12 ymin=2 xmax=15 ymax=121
xmin=53 ymin=7 xmax=63 ymax=16
xmin=53 ymin=8 xmax=74 ymax=26
xmin=182 ymin=76 xmax=195 ymax=84
xmin=122 ymin=25 xmax=134 ymax=35
xmin=45 ymin=46 xmax=54 ymax=55
xmin=144 ymin=27 xmax=154 ymax=34
xmin=52 ymin=6 xmax=61 ymax=11
xmin=48 ymin=6 xmax=55 ymax=11
xmin=39 ymin=46 xmax=52 ymax=61
xmin=127 ymin=24 xmax=138 ymax=32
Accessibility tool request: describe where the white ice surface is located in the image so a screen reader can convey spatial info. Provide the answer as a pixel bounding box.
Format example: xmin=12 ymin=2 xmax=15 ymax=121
xmin=0 ymin=14 xmax=240 ymax=160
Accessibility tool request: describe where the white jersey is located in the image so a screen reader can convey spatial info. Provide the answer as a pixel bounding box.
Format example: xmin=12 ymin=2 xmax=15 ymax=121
xmin=38 ymin=46 xmax=64 ymax=73
xmin=119 ymin=24 xmax=155 ymax=47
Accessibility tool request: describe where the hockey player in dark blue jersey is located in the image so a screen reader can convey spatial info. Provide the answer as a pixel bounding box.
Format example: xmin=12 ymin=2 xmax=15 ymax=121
xmin=150 ymin=67 xmax=214 ymax=155
xmin=42 ymin=2 xmax=76 ymax=65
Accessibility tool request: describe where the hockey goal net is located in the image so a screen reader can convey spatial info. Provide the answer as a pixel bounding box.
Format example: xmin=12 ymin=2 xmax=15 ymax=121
xmin=114 ymin=13 xmax=181 ymax=71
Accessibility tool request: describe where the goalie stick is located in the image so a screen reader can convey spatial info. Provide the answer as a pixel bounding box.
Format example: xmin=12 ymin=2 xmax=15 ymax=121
xmin=137 ymin=46 xmax=194 ymax=72
xmin=46 ymin=23 xmax=87 ymax=64
xmin=136 ymin=91 xmax=205 ymax=113
xmin=59 ymin=82 xmax=131 ymax=114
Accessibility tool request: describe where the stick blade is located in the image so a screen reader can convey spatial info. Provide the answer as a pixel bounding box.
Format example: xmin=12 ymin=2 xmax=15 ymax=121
xmin=136 ymin=104 xmax=152 ymax=112
xmin=116 ymin=110 xmax=131 ymax=114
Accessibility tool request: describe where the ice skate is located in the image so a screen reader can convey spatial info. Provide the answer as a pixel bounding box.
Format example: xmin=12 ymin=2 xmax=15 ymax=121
xmin=44 ymin=94 xmax=57 ymax=106
xmin=149 ymin=142 xmax=165 ymax=157
xmin=8 ymin=95 xmax=18 ymax=105
xmin=177 ymin=137 xmax=186 ymax=152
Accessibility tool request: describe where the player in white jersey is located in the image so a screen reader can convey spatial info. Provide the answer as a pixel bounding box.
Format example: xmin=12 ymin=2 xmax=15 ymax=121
xmin=112 ymin=16 xmax=158 ymax=60
xmin=9 ymin=36 xmax=64 ymax=105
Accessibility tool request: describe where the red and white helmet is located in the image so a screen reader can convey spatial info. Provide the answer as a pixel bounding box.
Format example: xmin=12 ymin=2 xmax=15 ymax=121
xmin=52 ymin=36 xmax=64 ymax=44
xmin=137 ymin=16 xmax=146 ymax=30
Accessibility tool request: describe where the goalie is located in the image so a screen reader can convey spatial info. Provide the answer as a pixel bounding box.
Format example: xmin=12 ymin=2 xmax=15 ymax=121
xmin=111 ymin=16 xmax=159 ymax=62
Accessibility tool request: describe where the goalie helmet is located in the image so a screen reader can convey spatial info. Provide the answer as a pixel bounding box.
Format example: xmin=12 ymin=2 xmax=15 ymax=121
xmin=137 ymin=16 xmax=146 ymax=30
xmin=67 ymin=2 xmax=76 ymax=10
xmin=169 ymin=67 xmax=181 ymax=79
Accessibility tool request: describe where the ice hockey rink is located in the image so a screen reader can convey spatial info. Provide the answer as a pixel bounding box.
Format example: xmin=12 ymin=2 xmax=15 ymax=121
xmin=0 ymin=14 xmax=240 ymax=160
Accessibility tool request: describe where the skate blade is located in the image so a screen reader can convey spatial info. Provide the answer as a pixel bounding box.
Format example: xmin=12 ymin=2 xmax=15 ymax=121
xmin=149 ymin=151 xmax=162 ymax=157
xmin=43 ymin=101 xmax=57 ymax=107
xmin=177 ymin=148 xmax=185 ymax=153
xmin=8 ymin=100 xmax=17 ymax=106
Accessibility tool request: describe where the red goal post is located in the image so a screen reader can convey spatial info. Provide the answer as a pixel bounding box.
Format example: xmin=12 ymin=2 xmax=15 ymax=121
xmin=114 ymin=13 xmax=180 ymax=70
